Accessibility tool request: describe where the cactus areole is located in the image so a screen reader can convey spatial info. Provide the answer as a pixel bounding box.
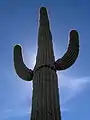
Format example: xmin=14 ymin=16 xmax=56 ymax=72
xmin=13 ymin=7 xmax=79 ymax=120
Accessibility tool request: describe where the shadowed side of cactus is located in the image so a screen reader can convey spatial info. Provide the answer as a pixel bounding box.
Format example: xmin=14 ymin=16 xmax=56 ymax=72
xmin=13 ymin=7 xmax=79 ymax=120
xmin=54 ymin=30 xmax=79 ymax=70
xmin=14 ymin=45 xmax=33 ymax=81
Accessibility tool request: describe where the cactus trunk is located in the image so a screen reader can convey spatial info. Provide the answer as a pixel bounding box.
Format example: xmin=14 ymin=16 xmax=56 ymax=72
xmin=31 ymin=67 xmax=61 ymax=120
xmin=30 ymin=7 xmax=61 ymax=120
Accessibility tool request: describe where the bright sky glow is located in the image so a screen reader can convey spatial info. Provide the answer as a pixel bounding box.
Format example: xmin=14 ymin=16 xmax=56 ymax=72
xmin=0 ymin=0 xmax=90 ymax=120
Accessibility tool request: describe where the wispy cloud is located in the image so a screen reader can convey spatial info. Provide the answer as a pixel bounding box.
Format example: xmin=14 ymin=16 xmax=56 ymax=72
xmin=0 ymin=107 xmax=31 ymax=119
xmin=57 ymin=73 xmax=90 ymax=112
xmin=0 ymin=67 xmax=33 ymax=120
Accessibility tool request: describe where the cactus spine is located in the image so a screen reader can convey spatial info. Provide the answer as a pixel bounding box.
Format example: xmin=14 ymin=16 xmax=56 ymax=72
xmin=13 ymin=7 xmax=79 ymax=120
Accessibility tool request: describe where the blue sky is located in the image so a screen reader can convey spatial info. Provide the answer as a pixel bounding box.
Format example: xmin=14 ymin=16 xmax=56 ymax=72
xmin=0 ymin=0 xmax=90 ymax=120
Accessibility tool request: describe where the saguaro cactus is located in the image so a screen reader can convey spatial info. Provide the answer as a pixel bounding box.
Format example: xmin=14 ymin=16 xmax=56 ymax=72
xmin=13 ymin=7 xmax=79 ymax=120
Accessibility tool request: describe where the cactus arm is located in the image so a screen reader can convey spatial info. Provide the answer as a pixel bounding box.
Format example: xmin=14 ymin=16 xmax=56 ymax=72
xmin=54 ymin=30 xmax=79 ymax=70
xmin=13 ymin=45 xmax=33 ymax=81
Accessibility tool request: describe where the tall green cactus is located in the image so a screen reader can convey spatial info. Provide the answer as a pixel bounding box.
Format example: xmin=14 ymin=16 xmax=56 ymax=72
xmin=13 ymin=7 xmax=79 ymax=120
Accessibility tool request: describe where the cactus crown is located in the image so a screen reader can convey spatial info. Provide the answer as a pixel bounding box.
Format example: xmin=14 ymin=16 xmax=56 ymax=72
xmin=13 ymin=7 xmax=79 ymax=80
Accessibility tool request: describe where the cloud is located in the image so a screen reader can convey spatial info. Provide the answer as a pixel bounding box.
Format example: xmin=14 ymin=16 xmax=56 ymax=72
xmin=0 ymin=65 xmax=33 ymax=120
xmin=57 ymin=73 xmax=90 ymax=112
xmin=0 ymin=107 xmax=31 ymax=119
xmin=0 ymin=90 xmax=32 ymax=119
